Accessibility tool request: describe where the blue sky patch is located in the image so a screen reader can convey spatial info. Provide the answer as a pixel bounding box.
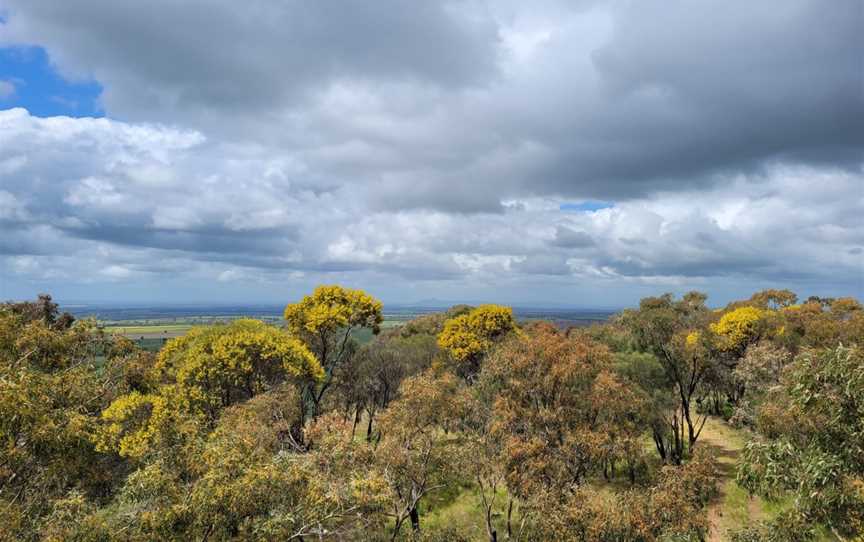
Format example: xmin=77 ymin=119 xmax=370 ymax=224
xmin=0 ymin=46 xmax=103 ymax=118
xmin=560 ymin=201 xmax=614 ymax=212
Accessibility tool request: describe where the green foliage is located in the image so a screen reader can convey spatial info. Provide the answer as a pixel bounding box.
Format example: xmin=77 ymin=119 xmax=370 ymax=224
xmin=621 ymin=292 xmax=714 ymax=457
xmin=737 ymin=345 xmax=864 ymax=538
xmin=729 ymin=517 xmax=817 ymax=542
xmin=729 ymin=341 xmax=791 ymax=427
xmin=330 ymin=331 xmax=438 ymax=441
xmin=749 ymin=289 xmax=798 ymax=310
xmin=578 ymin=320 xmax=634 ymax=352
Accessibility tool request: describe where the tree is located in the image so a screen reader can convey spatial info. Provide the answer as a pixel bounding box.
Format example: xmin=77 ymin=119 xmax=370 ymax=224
xmin=830 ymin=297 xmax=863 ymax=318
xmin=187 ymin=397 xmax=385 ymax=540
xmin=334 ymin=332 xmax=437 ymax=441
xmin=7 ymin=289 xmax=860 ymax=540
xmin=154 ymin=319 xmax=322 ymax=420
xmin=398 ymin=304 xmax=471 ymax=337
xmin=65 ymin=387 xmax=388 ymax=541
xmin=456 ymin=393 xmax=511 ymax=542
xmin=284 ymin=285 xmax=383 ymax=419
xmin=2 ymin=293 xmax=75 ymax=330
xmin=749 ymin=289 xmax=798 ymax=310
xmin=699 ymin=305 xmax=768 ymax=417
xmin=375 ymin=370 xmax=467 ymax=539
xmin=737 ymin=345 xmax=864 ymax=539
xmin=728 ymin=341 xmax=791 ymax=427
xmin=622 ymin=292 xmax=712 ymax=452
xmin=478 ymin=324 xmax=619 ymax=497
xmin=709 ymin=306 xmax=768 ymax=356
xmin=527 ymin=449 xmax=718 ymax=541
xmin=0 ymin=298 xmax=133 ymax=541
xmin=437 ymin=304 xmax=516 ymax=380
xmin=97 ymin=319 xmax=323 ymax=464
xmin=590 ymin=370 xmax=651 ymax=483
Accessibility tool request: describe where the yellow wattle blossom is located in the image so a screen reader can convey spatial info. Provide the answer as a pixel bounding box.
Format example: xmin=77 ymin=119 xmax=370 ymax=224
xmin=98 ymin=318 xmax=323 ymax=459
xmin=96 ymin=391 xmax=168 ymax=459
xmin=709 ymin=306 xmax=766 ymax=351
xmin=437 ymin=304 xmax=515 ymax=364
xmin=284 ymin=284 xmax=383 ymax=337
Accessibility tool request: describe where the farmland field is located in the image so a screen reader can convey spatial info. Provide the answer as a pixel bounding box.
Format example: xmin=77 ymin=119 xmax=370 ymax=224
xmin=104 ymin=324 xmax=194 ymax=337
xmin=86 ymin=305 xmax=615 ymax=350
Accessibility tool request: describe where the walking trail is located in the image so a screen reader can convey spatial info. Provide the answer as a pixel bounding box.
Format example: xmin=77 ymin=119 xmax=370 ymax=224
xmin=698 ymin=417 xmax=767 ymax=542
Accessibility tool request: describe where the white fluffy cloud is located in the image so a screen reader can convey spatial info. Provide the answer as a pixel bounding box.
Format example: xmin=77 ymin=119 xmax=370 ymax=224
xmin=1 ymin=107 xmax=860 ymax=304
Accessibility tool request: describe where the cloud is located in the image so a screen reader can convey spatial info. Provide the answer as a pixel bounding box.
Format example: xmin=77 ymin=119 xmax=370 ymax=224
xmin=3 ymin=0 xmax=860 ymax=210
xmin=552 ymin=226 xmax=595 ymax=248
xmin=217 ymin=269 xmax=243 ymax=282
xmin=2 ymin=104 xmax=860 ymax=300
xmin=0 ymin=1 xmax=861 ymax=303
xmin=0 ymin=0 xmax=499 ymax=121
xmin=101 ymin=264 xmax=132 ymax=279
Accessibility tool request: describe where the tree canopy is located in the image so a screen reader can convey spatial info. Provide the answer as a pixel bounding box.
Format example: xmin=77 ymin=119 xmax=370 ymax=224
xmin=2 ymin=287 xmax=861 ymax=541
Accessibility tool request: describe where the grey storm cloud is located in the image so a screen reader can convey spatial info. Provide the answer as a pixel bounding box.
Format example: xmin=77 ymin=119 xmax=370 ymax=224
xmin=0 ymin=0 xmax=862 ymax=303
xmin=3 ymin=0 xmax=860 ymax=207
xmin=0 ymin=0 xmax=499 ymax=114
xmin=552 ymin=226 xmax=595 ymax=249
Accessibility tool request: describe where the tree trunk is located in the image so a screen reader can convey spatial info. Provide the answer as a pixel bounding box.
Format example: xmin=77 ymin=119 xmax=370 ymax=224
xmin=365 ymin=410 xmax=375 ymax=442
xmin=391 ymin=517 xmax=404 ymax=541
xmin=485 ymin=504 xmax=498 ymax=542
xmin=652 ymin=426 xmax=668 ymax=462
xmin=409 ymin=505 xmax=420 ymax=532
xmin=349 ymin=408 xmax=360 ymax=438
xmin=506 ymin=498 xmax=514 ymax=540
xmin=670 ymin=413 xmax=684 ymax=465
xmin=712 ymin=393 xmax=721 ymax=416
xmin=680 ymin=395 xmax=706 ymax=449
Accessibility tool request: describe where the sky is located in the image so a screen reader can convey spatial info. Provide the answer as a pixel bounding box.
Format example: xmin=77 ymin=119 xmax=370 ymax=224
xmin=0 ymin=0 xmax=862 ymax=309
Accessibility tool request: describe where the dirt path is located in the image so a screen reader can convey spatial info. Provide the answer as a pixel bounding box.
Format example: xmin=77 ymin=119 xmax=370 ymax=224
xmin=698 ymin=417 xmax=766 ymax=542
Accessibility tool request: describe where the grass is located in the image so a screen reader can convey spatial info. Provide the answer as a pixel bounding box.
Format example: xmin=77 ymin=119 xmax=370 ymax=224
xmin=699 ymin=417 xmax=764 ymax=540
xmin=421 ymin=484 xmax=519 ymax=541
